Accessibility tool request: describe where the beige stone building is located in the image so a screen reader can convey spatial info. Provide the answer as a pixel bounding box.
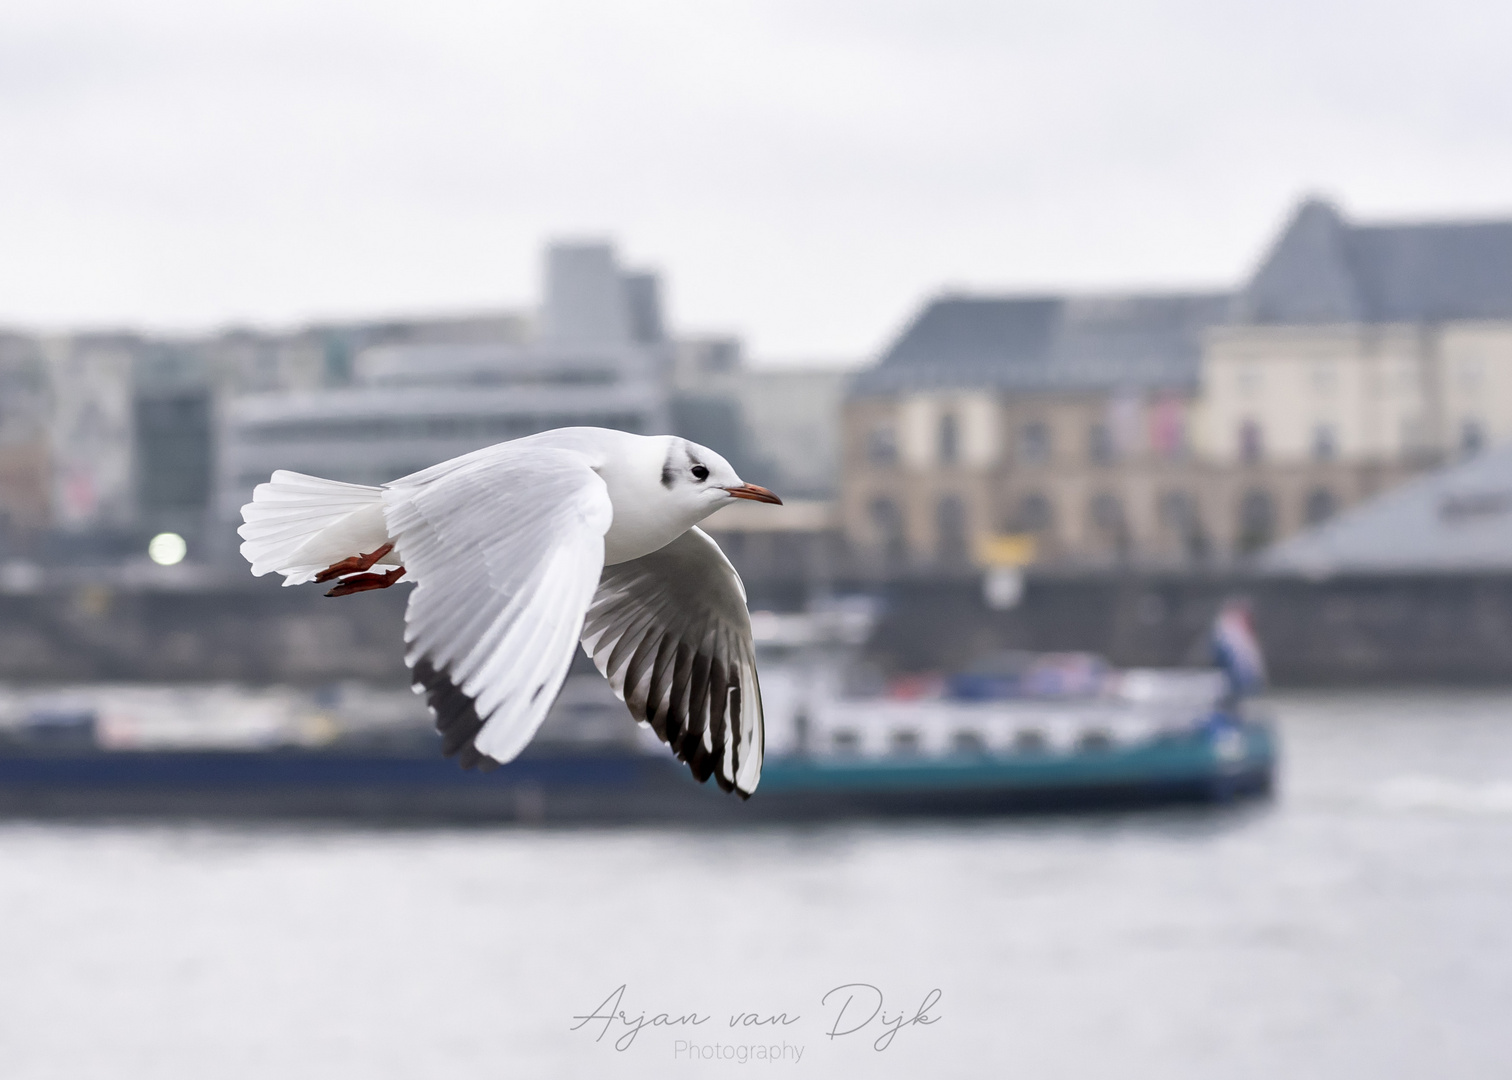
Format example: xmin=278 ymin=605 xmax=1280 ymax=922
xmin=1199 ymin=200 xmax=1512 ymax=546
xmin=843 ymin=294 xmax=1231 ymax=573
xmin=843 ymin=200 xmax=1512 ymax=573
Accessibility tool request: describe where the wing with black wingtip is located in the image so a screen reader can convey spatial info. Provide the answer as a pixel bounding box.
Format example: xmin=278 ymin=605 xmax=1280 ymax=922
xmin=579 ymin=527 xmax=764 ymax=797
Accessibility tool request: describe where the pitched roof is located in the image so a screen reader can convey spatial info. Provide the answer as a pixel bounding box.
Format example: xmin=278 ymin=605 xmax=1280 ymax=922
xmin=855 ymin=198 xmax=1512 ymax=400
xmin=852 ymin=292 xmax=1232 ymax=397
xmin=1240 ymin=199 xmax=1512 ymax=324
xmin=1262 ymin=443 xmax=1512 ymax=575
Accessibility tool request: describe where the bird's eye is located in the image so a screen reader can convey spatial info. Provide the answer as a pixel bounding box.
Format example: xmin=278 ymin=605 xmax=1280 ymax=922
xmin=691 ymin=465 xmax=710 ymax=482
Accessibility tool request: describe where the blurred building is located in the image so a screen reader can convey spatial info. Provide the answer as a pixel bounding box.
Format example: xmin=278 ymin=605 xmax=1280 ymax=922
xmin=670 ymin=338 xmax=853 ymax=597
xmin=130 ymin=340 xmax=218 ymax=557
xmin=843 ymin=293 xmax=1230 ymax=573
xmin=24 ymin=198 xmax=1512 ymax=581
xmin=0 ymin=334 xmax=51 ymax=555
xmin=45 ymin=334 xmax=139 ymax=539
xmin=21 ymin=237 xmax=833 ymax=572
xmin=1262 ymin=440 xmax=1512 ymax=576
xmin=670 ymin=337 xmax=851 ymax=498
xmin=732 ymin=365 xmax=852 ymax=500
xmin=668 ymin=336 xmax=765 ymax=480
xmin=1203 ymin=199 xmax=1512 ymax=547
xmin=27 ymin=313 xmax=534 ymax=563
xmin=843 ymin=198 xmax=1512 ymax=573
xmin=217 ymin=243 xmax=671 ymax=543
xmin=220 ymin=343 xmax=667 ymax=502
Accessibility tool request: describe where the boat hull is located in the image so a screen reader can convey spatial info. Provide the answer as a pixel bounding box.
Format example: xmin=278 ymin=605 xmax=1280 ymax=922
xmin=0 ymin=721 xmax=1275 ymax=823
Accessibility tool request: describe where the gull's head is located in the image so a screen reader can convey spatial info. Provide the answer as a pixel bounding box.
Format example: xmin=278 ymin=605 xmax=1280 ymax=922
xmin=661 ymin=438 xmax=782 ymax=517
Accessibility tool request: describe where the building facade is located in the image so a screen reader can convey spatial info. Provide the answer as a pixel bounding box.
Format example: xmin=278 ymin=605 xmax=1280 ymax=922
xmin=0 ymin=333 xmax=51 ymax=555
xmin=670 ymin=335 xmax=853 ymax=499
xmin=1200 ymin=200 xmax=1512 ymax=548
xmin=842 ymin=294 xmax=1231 ymax=573
xmin=842 ymin=199 xmax=1512 ymax=573
xmin=216 ymin=243 xmax=672 ymax=537
xmin=218 ymin=340 xmax=669 ymax=518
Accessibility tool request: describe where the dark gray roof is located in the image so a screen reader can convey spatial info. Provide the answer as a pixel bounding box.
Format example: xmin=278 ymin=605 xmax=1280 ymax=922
xmin=1263 ymin=443 xmax=1512 ymax=575
xmin=856 ymin=198 xmax=1512 ymax=399
xmin=853 ymin=292 xmax=1233 ymax=397
xmin=1241 ymin=199 xmax=1512 ymax=324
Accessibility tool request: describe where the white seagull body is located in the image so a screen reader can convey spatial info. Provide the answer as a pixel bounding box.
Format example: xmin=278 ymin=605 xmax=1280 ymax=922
xmin=237 ymin=427 xmax=782 ymax=797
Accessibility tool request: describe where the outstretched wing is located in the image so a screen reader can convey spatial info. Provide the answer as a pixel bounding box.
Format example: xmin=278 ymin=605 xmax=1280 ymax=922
xmin=383 ymin=445 xmax=613 ymax=769
xmin=580 ymin=527 xmax=764 ymax=797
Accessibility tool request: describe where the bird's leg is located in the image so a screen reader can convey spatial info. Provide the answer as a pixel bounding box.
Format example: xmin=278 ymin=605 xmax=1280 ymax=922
xmin=314 ymin=542 xmax=395 ymax=584
xmin=324 ymin=567 xmax=406 ymax=598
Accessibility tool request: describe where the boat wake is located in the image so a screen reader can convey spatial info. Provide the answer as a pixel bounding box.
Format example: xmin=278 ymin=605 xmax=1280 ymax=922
xmin=1374 ymin=775 xmax=1512 ymax=814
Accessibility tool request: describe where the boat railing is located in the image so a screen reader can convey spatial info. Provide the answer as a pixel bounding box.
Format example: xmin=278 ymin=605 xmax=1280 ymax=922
xmin=798 ymin=690 xmax=1222 ymax=762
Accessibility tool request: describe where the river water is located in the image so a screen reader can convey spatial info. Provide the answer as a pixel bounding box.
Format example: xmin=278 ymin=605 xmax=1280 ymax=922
xmin=1 ymin=689 xmax=1510 ymax=1078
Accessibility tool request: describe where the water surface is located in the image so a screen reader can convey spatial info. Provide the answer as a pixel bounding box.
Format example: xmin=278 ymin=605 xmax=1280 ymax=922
xmin=1 ymin=690 xmax=1510 ymax=1078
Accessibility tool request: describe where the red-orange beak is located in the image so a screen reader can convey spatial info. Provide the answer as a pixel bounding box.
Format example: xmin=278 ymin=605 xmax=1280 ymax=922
xmin=725 ymin=483 xmax=783 ymax=505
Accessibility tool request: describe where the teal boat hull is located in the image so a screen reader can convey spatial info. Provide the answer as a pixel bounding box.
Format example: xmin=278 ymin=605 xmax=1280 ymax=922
xmin=740 ymin=720 xmax=1275 ymax=818
xmin=0 ymin=718 xmax=1275 ymax=823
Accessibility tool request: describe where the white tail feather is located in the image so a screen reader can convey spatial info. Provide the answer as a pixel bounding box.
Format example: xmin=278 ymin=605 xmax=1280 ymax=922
xmin=238 ymin=471 xmax=391 ymax=586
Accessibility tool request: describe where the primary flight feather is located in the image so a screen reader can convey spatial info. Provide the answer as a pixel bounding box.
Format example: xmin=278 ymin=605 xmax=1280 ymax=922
xmin=237 ymin=427 xmax=782 ymax=798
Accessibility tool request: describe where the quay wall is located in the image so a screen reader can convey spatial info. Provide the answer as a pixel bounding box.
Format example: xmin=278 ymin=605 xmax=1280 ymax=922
xmin=4 ymin=571 xmax=1512 ymax=685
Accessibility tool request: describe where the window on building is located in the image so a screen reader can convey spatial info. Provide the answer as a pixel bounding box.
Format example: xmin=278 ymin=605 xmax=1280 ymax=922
xmin=322 ymin=334 xmax=353 ymax=385
xmin=1018 ymin=421 xmax=1051 ymax=464
xmin=1304 ymin=488 xmax=1337 ymax=525
xmin=869 ymin=496 xmax=906 ymax=564
xmin=1149 ymin=395 xmax=1187 ymax=459
xmin=1312 ymin=423 xmax=1337 ymax=462
xmin=1461 ymin=419 xmax=1486 ymax=457
xmin=1239 ymin=419 xmax=1264 ymax=464
xmin=866 ymin=424 xmax=898 ymax=466
xmin=1089 ymin=492 xmax=1128 ymax=555
xmin=1157 ymin=490 xmax=1195 ymax=531
xmin=1237 ymin=488 xmax=1275 ymax=552
xmin=1087 ymin=422 xmax=1115 ymax=465
xmin=135 ymin=392 xmax=213 ymax=513
xmin=1158 ymin=489 xmax=1208 ymax=562
xmin=1013 ymin=492 xmax=1054 ymax=534
xmin=935 ymin=494 xmax=969 ymax=567
xmin=938 ymin=413 xmax=960 ymax=465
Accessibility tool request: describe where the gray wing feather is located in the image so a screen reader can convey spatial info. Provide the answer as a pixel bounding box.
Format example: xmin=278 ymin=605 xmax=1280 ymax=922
xmin=580 ymin=527 xmax=764 ymax=797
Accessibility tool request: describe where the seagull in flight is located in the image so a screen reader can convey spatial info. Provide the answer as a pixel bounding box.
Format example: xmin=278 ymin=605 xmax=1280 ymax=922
xmin=237 ymin=427 xmax=782 ymax=797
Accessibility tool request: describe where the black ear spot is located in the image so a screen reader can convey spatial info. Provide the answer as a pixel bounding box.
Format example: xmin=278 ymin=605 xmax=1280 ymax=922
xmin=691 ymin=464 xmax=710 ymax=482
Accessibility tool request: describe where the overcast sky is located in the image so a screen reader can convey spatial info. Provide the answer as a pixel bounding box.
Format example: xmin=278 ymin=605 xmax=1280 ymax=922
xmin=2 ymin=0 xmax=1510 ymax=358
